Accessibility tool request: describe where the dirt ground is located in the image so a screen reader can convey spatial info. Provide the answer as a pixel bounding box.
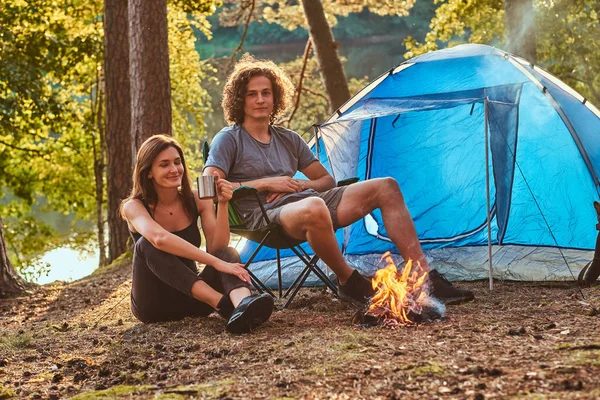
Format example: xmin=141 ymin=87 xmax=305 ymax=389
xmin=2 ymin=257 xmax=600 ymax=400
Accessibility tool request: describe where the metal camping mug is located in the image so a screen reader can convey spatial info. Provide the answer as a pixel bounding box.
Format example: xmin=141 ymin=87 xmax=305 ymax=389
xmin=197 ymin=176 xmax=216 ymax=199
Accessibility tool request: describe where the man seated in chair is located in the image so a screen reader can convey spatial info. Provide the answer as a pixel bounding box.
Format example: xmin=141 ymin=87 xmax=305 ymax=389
xmin=203 ymin=54 xmax=475 ymax=306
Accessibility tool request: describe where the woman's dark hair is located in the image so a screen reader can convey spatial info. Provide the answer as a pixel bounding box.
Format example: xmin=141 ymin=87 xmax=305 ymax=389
xmin=120 ymin=134 xmax=196 ymax=220
xmin=222 ymin=53 xmax=295 ymax=125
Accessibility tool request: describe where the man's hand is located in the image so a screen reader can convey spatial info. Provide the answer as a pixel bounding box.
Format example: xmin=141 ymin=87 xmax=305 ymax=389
xmin=266 ymin=192 xmax=288 ymax=203
xmin=264 ymin=176 xmax=303 ymax=193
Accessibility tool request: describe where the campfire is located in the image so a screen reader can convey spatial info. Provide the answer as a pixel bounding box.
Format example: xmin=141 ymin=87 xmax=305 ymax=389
xmin=354 ymin=252 xmax=445 ymax=328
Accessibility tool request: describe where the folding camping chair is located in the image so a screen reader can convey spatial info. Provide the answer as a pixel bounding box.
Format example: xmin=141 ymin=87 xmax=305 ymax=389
xmin=201 ymin=141 xmax=358 ymax=308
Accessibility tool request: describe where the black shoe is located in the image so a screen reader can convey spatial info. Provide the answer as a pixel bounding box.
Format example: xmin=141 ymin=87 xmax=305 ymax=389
xmin=226 ymin=294 xmax=274 ymax=334
xmin=429 ymin=269 xmax=474 ymax=305
xmin=338 ymin=270 xmax=375 ymax=306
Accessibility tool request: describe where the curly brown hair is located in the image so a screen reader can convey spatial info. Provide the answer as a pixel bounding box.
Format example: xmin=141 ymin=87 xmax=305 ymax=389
xmin=222 ymin=54 xmax=295 ymax=125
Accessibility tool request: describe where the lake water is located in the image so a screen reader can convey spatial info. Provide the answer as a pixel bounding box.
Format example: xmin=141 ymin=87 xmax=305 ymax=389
xmin=23 ymin=248 xmax=99 ymax=285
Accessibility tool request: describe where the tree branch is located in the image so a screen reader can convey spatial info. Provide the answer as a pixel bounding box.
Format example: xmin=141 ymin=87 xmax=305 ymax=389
xmin=281 ymin=39 xmax=312 ymax=127
xmin=566 ymin=72 xmax=600 ymax=106
xmin=0 ymin=139 xmax=45 ymax=155
xmin=228 ymin=0 xmax=256 ymax=68
xmin=301 ymin=87 xmax=330 ymax=105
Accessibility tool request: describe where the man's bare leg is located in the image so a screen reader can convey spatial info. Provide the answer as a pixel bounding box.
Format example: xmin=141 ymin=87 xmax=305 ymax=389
xmin=335 ymin=178 xmax=430 ymax=270
xmin=277 ymin=197 xmax=355 ymax=283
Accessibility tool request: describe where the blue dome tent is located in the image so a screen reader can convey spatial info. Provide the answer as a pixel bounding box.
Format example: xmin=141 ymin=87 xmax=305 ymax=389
xmin=236 ymin=44 xmax=600 ymax=287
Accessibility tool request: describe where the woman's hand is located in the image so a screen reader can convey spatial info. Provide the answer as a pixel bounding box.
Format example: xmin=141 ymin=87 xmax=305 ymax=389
xmin=214 ymin=259 xmax=251 ymax=284
xmin=214 ymin=171 xmax=234 ymax=204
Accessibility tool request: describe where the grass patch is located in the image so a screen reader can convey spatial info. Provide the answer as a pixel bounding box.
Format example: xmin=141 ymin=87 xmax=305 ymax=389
xmin=572 ymin=350 xmax=600 ymax=367
xmin=160 ymin=381 xmax=234 ymax=398
xmin=69 ymin=385 xmax=154 ymax=399
xmin=93 ymin=251 xmax=132 ymax=274
xmin=334 ymin=330 xmax=376 ymax=353
xmin=0 ymin=384 xmax=16 ymax=399
xmin=555 ymin=343 xmax=574 ymax=350
xmin=0 ymin=333 xmax=32 ymax=350
xmin=407 ymin=362 xmax=446 ymax=376
xmin=304 ymin=362 xmax=341 ymax=377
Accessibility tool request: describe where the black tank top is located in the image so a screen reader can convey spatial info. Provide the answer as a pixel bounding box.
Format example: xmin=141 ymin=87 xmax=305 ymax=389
xmin=130 ymin=200 xmax=201 ymax=268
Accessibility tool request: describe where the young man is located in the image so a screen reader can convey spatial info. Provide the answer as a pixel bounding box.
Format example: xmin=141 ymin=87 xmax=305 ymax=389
xmin=204 ymin=54 xmax=475 ymax=306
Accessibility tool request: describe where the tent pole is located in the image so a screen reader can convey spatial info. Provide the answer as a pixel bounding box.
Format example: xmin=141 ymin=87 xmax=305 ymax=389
xmin=484 ymin=97 xmax=493 ymax=290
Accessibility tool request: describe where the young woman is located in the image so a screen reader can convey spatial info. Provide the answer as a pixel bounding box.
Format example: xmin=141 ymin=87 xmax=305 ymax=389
xmin=121 ymin=134 xmax=274 ymax=333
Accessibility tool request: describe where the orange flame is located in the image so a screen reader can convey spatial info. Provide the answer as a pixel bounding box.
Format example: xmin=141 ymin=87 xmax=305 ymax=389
xmin=368 ymin=251 xmax=430 ymax=325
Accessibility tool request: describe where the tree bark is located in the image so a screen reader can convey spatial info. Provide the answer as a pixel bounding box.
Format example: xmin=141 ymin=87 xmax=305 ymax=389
xmin=0 ymin=218 xmax=29 ymax=297
xmin=129 ymin=0 xmax=173 ymax=151
xmin=504 ymin=0 xmax=537 ymax=63
xmin=301 ymin=0 xmax=351 ymax=112
xmin=93 ymin=66 xmax=108 ymax=266
xmin=104 ymin=0 xmax=133 ymax=263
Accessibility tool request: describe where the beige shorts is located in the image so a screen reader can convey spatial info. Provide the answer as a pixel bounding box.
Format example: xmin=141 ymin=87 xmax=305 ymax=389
xmin=245 ymin=186 xmax=347 ymax=230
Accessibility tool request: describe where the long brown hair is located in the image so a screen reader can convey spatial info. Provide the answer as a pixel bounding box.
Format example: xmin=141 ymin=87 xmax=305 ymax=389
xmin=222 ymin=53 xmax=295 ymax=125
xmin=120 ymin=134 xmax=196 ymax=220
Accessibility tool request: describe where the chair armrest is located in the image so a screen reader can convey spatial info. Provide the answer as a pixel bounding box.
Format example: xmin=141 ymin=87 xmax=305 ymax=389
xmin=231 ymin=186 xmax=272 ymax=225
xmin=337 ymin=177 xmax=359 ymax=187
xmin=231 ymin=186 xmax=258 ymax=202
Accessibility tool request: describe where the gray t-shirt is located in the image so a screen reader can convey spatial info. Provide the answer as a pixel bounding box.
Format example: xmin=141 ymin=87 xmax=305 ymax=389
xmin=204 ymin=125 xmax=318 ymax=219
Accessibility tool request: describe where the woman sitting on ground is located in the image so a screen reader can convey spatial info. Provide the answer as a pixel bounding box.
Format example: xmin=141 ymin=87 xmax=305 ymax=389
xmin=120 ymin=134 xmax=273 ymax=333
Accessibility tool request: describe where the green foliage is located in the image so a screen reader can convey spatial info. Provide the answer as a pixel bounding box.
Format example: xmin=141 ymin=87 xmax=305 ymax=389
xmin=168 ymin=6 xmax=218 ymax=172
xmin=403 ymin=0 xmax=504 ymax=58
xmin=403 ymin=0 xmax=600 ymax=105
xmin=261 ymin=0 xmax=418 ymax=31
xmin=1 ymin=0 xmax=220 ymax=276
xmin=200 ymin=0 xmax=435 ymax=52
xmin=536 ymin=0 xmax=600 ymax=105
xmin=0 ymin=0 xmax=104 ymax=276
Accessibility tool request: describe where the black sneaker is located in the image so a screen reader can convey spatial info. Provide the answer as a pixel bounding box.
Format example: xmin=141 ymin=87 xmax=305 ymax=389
xmin=226 ymin=294 xmax=274 ymax=334
xmin=338 ymin=270 xmax=375 ymax=306
xmin=429 ymin=269 xmax=474 ymax=305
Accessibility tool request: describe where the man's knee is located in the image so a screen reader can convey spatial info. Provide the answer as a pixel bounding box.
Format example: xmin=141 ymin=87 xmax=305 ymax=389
xmin=300 ymin=198 xmax=332 ymax=228
xmin=213 ymin=246 xmax=241 ymax=263
xmin=378 ymin=177 xmax=400 ymax=192
xmin=283 ymin=197 xmax=331 ymax=230
xmin=373 ymin=177 xmax=403 ymax=202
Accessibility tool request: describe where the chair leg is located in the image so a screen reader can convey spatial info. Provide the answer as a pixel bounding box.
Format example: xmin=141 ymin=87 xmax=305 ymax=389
xmin=283 ymin=255 xmax=320 ymax=309
xmin=287 ymin=246 xmax=339 ymax=295
xmin=247 ymin=270 xmax=275 ymax=297
xmin=283 ymin=259 xmax=313 ymax=298
xmin=277 ymin=248 xmax=282 ymax=298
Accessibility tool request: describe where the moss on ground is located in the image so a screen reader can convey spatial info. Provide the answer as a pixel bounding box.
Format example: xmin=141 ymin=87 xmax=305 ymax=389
xmin=0 ymin=333 xmax=32 ymax=350
xmin=69 ymin=385 xmax=154 ymax=399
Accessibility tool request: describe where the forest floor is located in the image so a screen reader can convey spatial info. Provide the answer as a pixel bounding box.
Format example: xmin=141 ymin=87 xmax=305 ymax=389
xmin=2 ymin=257 xmax=600 ymax=399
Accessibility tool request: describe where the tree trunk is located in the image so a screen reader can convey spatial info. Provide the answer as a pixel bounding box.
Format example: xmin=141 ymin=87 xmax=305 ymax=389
xmin=0 ymin=218 xmax=29 ymax=297
xmin=93 ymin=66 xmax=108 ymax=267
xmin=301 ymin=0 xmax=351 ymax=112
xmin=129 ymin=0 xmax=172 ymax=151
xmin=104 ymin=0 xmax=133 ymax=263
xmin=504 ymin=0 xmax=537 ymax=63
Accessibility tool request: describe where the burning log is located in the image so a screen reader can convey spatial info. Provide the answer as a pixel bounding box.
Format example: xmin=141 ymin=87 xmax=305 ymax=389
xmin=353 ymin=252 xmax=445 ymax=328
